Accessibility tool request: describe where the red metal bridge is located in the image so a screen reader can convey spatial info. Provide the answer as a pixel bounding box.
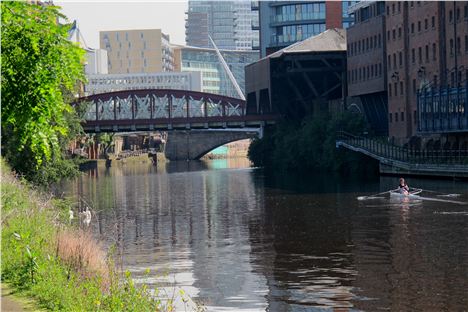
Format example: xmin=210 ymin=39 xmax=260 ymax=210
xmin=77 ymin=89 xmax=278 ymax=133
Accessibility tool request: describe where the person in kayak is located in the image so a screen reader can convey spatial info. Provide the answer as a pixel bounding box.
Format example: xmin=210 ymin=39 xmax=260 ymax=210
xmin=398 ymin=178 xmax=409 ymax=195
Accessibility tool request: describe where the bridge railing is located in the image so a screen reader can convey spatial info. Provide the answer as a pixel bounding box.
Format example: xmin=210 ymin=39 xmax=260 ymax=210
xmin=336 ymin=131 xmax=468 ymax=165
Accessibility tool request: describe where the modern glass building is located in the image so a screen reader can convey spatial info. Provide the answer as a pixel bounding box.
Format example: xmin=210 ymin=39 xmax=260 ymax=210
xmin=185 ymin=1 xmax=259 ymax=51
xmin=259 ymin=1 xmax=358 ymax=57
xmin=173 ymin=45 xmax=259 ymax=98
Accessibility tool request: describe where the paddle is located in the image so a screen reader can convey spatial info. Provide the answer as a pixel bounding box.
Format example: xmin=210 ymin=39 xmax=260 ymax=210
xmin=415 ymin=188 xmax=462 ymax=198
xmin=357 ymin=189 xmax=399 ymax=201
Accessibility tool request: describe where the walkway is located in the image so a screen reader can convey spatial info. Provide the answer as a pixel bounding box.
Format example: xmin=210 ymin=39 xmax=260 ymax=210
xmin=1 ymin=283 xmax=40 ymax=312
xmin=336 ymin=132 xmax=468 ymax=178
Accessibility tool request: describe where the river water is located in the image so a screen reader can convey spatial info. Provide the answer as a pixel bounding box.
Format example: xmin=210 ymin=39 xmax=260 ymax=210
xmin=56 ymin=159 xmax=468 ymax=311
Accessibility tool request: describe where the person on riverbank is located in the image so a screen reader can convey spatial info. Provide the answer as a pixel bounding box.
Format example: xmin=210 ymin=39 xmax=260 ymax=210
xmin=398 ymin=177 xmax=409 ymax=195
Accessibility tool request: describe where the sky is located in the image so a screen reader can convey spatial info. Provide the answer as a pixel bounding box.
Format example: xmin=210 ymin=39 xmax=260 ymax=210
xmin=56 ymin=1 xmax=188 ymax=49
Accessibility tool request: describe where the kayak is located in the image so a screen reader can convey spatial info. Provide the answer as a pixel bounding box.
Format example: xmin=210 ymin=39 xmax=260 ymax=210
xmin=390 ymin=188 xmax=422 ymax=199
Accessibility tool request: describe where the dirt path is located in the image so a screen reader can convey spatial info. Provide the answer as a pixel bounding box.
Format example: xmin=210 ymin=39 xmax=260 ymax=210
xmin=1 ymin=283 xmax=40 ymax=312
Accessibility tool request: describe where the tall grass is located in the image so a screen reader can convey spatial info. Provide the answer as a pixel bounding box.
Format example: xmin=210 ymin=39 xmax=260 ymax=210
xmin=1 ymin=160 xmax=177 ymax=311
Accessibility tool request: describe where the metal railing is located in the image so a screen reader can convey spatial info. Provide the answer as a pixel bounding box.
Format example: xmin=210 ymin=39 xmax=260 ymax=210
xmin=336 ymin=131 xmax=468 ymax=165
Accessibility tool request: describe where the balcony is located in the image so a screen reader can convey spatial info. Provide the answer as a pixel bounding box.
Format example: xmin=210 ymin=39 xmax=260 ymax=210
xmin=251 ymin=21 xmax=259 ymax=30
xmin=251 ymin=1 xmax=259 ymax=10
xmin=270 ymin=12 xmax=326 ymax=24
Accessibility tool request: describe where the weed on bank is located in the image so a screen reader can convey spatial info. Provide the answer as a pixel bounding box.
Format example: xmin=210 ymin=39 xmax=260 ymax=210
xmin=1 ymin=161 xmax=178 ymax=311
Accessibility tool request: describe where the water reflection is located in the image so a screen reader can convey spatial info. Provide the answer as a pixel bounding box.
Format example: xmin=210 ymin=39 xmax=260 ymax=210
xmin=56 ymin=161 xmax=468 ymax=311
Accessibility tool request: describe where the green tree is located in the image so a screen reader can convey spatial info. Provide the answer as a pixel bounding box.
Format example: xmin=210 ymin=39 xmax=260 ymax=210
xmin=1 ymin=2 xmax=86 ymax=183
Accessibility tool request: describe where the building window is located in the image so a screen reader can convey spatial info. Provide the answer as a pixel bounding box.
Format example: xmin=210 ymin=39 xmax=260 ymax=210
xmin=387 ymin=5 xmax=390 ymax=15
xmin=389 ymin=83 xmax=392 ymax=96
xmin=450 ymin=39 xmax=454 ymax=55
xmin=412 ymin=48 xmax=415 ymax=63
xmin=449 ymin=10 xmax=453 ymax=22
xmin=398 ymin=27 xmax=402 ymax=38
xmin=388 ymin=54 xmax=391 ymax=69
xmin=397 ymin=2 xmax=401 ymax=13
xmin=411 ymin=23 xmax=415 ymax=34
xmin=370 ymin=37 xmax=373 ymax=49
xmin=410 ymin=1 xmax=414 ymax=8
xmin=418 ymin=21 xmax=421 ymax=32
xmin=387 ymin=30 xmax=390 ymax=41
xmin=465 ymin=35 xmax=468 ymax=52
xmin=465 ymin=5 xmax=468 ymax=18
xmin=394 ymin=82 xmax=398 ymax=96
xmin=389 ymin=113 xmax=393 ymax=123
xmin=399 ymin=52 xmax=403 ymax=66
xmin=392 ymin=29 xmax=396 ymax=40
xmin=413 ymin=79 xmax=416 ymax=94
xmin=418 ymin=47 xmax=422 ymax=63
xmin=393 ymin=53 xmax=397 ymax=68
xmin=125 ymin=32 xmax=128 ymax=41
xmin=392 ymin=3 xmax=395 ymax=14
xmin=425 ymin=45 xmax=429 ymax=62
xmin=457 ymin=7 xmax=460 ymax=21
xmin=424 ymin=18 xmax=428 ymax=30
xmin=457 ymin=37 xmax=461 ymax=54
xmin=378 ymin=34 xmax=382 ymax=47
xmin=395 ymin=112 xmax=398 ymax=122
xmin=400 ymin=81 xmax=404 ymax=95
xmin=433 ymin=75 xmax=438 ymax=87
xmin=366 ymin=37 xmax=369 ymax=50
xmin=401 ymin=111 xmax=405 ymax=122
xmin=432 ymin=16 xmax=435 ymax=28
xmin=379 ymin=63 xmax=382 ymax=76
xmin=433 ymin=43 xmax=437 ymax=60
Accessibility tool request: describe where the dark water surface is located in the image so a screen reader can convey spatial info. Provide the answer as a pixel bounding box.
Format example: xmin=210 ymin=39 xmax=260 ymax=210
xmin=56 ymin=159 xmax=468 ymax=311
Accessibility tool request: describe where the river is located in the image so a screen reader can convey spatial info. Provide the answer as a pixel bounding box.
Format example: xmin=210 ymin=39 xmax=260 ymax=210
xmin=56 ymin=158 xmax=468 ymax=311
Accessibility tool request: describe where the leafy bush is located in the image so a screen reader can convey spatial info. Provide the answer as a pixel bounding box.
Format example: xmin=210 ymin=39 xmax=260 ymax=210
xmin=248 ymin=112 xmax=376 ymax=174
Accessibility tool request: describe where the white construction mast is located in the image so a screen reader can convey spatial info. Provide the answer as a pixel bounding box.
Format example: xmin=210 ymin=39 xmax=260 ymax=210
xmin=208 ymin=35 xmax=246 ymax=100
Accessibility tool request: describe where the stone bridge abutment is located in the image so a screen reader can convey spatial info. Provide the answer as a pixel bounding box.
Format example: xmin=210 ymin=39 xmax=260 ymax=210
xmin=165 ymin=130 xmax=258 ymax=161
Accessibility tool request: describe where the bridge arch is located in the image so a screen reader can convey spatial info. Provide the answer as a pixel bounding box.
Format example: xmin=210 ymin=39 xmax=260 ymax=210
xmin=165 ymin=129 xmax=258 ymax=161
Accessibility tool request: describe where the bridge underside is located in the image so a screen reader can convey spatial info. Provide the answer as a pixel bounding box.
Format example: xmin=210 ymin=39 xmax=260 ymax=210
xmin=82 ymin=116 xmax=275 ymax=133
xmin=165 ymin=130 xmax=258 ymax=161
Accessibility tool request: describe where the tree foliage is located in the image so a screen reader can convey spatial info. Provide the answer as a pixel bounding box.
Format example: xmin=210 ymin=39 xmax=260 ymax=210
xmin=248 ymin=112 xmax=377 ymax=174
xmin=1 ymin=2 xmax=85 ymax=182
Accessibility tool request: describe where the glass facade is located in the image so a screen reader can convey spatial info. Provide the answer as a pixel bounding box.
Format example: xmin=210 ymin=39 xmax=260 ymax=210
xmin=186 ymin=1 xmax=259 ymax=51
xmin=273 ymin=3 xmax=326 ymax=22
xmin=273 ymin=23 xmax=326 ymax=44
xmin=180 ymin=47 xmax=259 ymax=98
xmin=260 ymin=1 xmax=357 ymax=57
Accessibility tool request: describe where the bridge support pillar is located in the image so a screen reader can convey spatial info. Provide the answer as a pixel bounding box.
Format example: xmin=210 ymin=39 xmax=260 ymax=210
xmin=164 ymin=130 xmax=258 ymax=161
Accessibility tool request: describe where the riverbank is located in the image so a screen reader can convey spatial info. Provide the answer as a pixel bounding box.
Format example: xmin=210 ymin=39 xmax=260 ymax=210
xmin=0 ymin=160 xmax=176 ymax=311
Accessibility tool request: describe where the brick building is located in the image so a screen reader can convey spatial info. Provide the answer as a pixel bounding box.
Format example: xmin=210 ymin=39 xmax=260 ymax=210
xmin=347 ymin=1 xmax=388 ymax=135
xmin=385 ymin=1 xmax=468 ymax=144
xmin=348 ymin=1 xmax=468 ymax=144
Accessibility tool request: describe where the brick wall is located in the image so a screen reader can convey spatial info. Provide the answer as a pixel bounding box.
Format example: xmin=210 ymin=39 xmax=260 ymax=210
xmin=326 ymin=1 xmax=343 ymax=29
